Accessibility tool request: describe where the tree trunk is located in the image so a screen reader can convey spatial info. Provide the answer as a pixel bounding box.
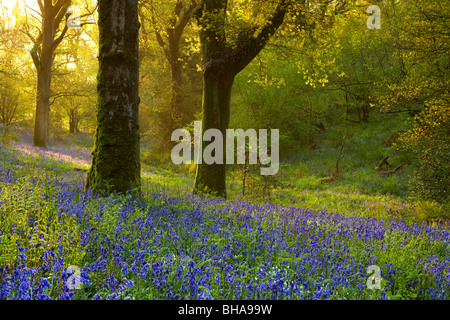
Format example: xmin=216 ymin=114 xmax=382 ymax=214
xmin=362 ymin=103 xmax=370 ymax=123
xmin=192 ymin=0 xmax=287 ymax=198
xmin=33 ymin=17 xmax=55 ymax=148
xmin=170 ymin=61 xmax=184 ymax=132
xmin=86 ymin=0 xmax=141 ymax=195
xmin=69 ymin=108 xmax=77 ymax=134
xmin=193 ymin=72 xmax=234 ymax=198
xmin=159 ymin=59 xmax=184 ymax=151
xmin=30 ymin=0 xmax=72 ymax=148
xmin=69 ymin=109 xmax=74 ymax=134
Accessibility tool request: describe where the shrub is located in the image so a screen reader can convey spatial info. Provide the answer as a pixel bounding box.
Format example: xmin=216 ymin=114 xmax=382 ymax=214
xmin=411 ymin=141 xmax=449 ymax=205
xmin=398 ymin=102 xmax=449 ymax=206
xmin=413 ymin=199 xmax=450 ymax=224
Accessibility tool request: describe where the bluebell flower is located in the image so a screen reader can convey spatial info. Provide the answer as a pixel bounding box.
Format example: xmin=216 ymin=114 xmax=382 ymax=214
xmin=92 ymin=293 xmax=102 ymax=300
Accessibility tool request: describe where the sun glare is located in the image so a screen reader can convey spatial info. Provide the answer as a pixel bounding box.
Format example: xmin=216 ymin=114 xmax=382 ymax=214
xmin=1 ymin=0 xmax=19 ymax=13
xmin=1 ymin=0 xmax=39 ymax=14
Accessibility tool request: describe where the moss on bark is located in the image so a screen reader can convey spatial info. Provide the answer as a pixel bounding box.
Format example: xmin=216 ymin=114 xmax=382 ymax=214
xmin=193 ymin=0 xmax=287 ymax=198
xmin=86 ymin=0 xmax=141 ymax=195
xmin=193 ymin=72 xmax=234 ymax=198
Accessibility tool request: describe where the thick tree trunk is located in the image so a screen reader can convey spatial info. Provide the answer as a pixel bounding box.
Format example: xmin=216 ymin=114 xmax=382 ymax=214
xmin=193 ymin=0 xmax=287 ymax=198
xmin=33 ymin=68 xmax=52 ymax=147
xmin=194 ymin=72 xmax=234 ymax=198
xmin=33 ymin=10 xmax=56 ymax=148
xmin=31 ymin=1 xmax=71 ymax=148
xmin=86 ymin=0 xmax=141 ymax=194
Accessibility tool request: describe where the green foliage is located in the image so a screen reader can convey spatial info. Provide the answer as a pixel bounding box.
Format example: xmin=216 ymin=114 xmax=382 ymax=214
xmin=374 ymin=229 xmax=448 ymax=300
xmin=1 ymin=130 xmax=449 ymax=300
xmin=413 ymin=200 xmax=449 ymax=225
xmin=0 ymin=125 xmax=18 ymax=145
xmin=397 ymin=103 xmax=450 ymax=205
xmin=0 ymin=178 xmax=85 ymax=269
xmin=411 ymin=142 xmax=449 ymax=205
xmin=0 ymin=233 xmax=19 ymax=266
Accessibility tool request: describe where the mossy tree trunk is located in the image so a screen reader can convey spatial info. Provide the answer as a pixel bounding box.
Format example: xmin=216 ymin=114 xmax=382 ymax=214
xmin=195 ymin=71 xmax=235 ymax=198
xmin=86 ymin=0 xmax=141 ymax=195
xmin=193 ymin=0 xmax=287 ymax=198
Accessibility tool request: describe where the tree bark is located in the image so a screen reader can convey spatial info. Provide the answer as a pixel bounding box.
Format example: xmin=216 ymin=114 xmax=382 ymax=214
xmin=32 ymin=12 xmax=57 ymax=148
xmin=170 ymin=60 xmax=184 ymax=132
xmin=86 ymin=0 xmax=141 ymax=195
xmin=193 ymin=0 xmax=287 ymax=197
xmin=194 ymin=72 xmax=234 ymax=197
xmin=33 ymin=62 xmax=52 ymax=147
xmin=29 ymin=0 xmax=72 ymax=148
xmin=69 ymin=108 xmax=79 ymax=134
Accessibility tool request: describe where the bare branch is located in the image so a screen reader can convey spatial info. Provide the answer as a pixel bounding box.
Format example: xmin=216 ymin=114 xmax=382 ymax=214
xmin=25 ymin=5 xmax=42 ymax=18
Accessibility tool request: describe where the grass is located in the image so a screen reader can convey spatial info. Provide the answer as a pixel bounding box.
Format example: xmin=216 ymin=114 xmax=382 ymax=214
xmin=0 ymin=125 xmax=449 ymax=300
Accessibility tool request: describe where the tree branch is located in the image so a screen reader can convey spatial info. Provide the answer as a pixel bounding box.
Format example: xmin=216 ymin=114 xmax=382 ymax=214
xmin=37 ymin=0 xmax=44 ymax=13
xmin=196 ymin=0 xmax=228 ymax=60
xmin=230 ymin=0 xmax=288 ymax=75
xmin=174 ymin=1 xmax=198 ymax=39
xmin=54 ymin=1 xmax=72 ymax=31
xmin=30 ymin=43 xmax=41 ymax=70
xmin=54 ymin=0 xmax=70 ymax=14
xmin=51 ymin=24 xmax=69 ymax=51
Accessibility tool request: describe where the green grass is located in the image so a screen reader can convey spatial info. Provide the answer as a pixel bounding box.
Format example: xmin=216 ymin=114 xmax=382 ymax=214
xmin=1 ymin=125 xmax=449 ymax=300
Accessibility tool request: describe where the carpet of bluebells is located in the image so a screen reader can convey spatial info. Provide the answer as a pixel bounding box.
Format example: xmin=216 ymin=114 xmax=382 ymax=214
xmin=1 ymin=139 xmax=450 ymax=300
